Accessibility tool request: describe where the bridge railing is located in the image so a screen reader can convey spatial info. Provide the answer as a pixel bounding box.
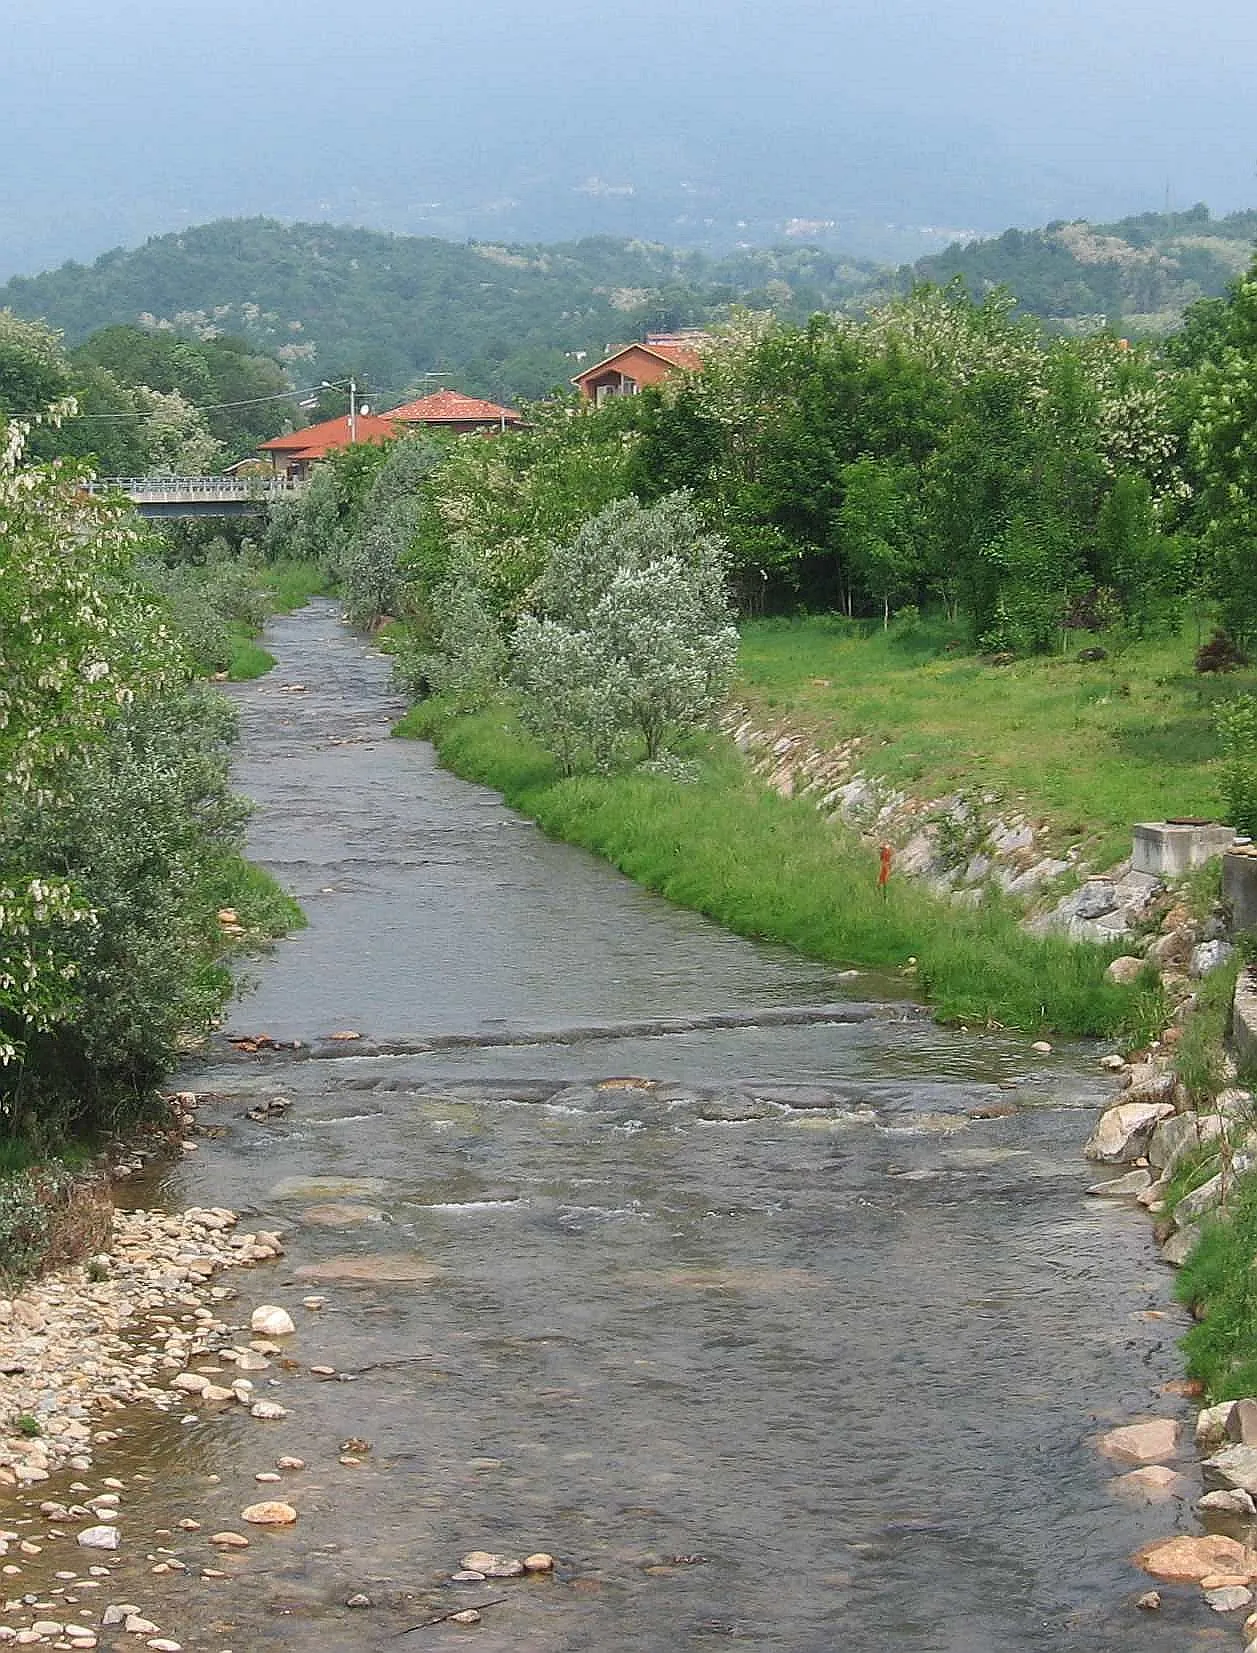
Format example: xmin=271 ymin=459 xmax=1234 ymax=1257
xmin=86 ymin=475 xmax=302 ymax=499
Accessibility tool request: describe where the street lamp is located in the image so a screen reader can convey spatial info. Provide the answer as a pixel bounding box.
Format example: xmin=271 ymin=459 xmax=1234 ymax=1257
xmin=321 ymin=377 xmax=359 ymax=442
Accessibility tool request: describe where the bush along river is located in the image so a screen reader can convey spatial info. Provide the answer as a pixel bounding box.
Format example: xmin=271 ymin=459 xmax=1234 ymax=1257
xmin=0 ymin=600 xmax=1225 ymax=1651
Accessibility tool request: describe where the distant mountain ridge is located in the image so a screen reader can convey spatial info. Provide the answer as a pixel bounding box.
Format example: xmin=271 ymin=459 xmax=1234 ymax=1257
xmin=2 ymin=207 xmax=1253 ymax=409
xmin=911 ymin=204 xmax=1257 ymax=332
xmin=0 ymin=219 xmax=879 ymax=405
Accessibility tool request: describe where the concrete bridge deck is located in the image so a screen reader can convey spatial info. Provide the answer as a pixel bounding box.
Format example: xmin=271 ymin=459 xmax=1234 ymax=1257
xmin=86 ymin=475 xmax=300 ymax=518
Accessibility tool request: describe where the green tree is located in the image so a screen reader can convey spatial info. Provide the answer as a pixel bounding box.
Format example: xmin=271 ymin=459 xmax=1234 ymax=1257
xmin=837 ymin=459 xmax=921 ymax=625
xmin=511 ymin=493 xmax=738 ymax=769
xmin=1191 ymin=262 xmax=1257 ymax=643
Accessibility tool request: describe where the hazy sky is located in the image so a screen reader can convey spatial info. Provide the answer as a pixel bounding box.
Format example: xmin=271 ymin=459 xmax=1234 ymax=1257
xmin=2 ymin=0 xmax=1255 ymax=274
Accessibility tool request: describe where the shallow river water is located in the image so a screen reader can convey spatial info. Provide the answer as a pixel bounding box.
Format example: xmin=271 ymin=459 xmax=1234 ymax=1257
xmin=18 ymin=601 xmax=1225 ymax=1651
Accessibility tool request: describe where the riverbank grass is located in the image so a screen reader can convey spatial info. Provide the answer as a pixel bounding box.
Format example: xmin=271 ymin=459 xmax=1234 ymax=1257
xmin=738 ymin=615 xmax=1249 ymax=870
xmin=223 ymin=559 xmax=332 ymax=681
xmin=397 ymin=699 xmax=1138 ymax=1037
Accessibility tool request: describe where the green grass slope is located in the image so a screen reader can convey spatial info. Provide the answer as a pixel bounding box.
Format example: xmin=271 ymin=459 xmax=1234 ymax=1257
xmin=738 ymin=615 xmax=1243 ymax=869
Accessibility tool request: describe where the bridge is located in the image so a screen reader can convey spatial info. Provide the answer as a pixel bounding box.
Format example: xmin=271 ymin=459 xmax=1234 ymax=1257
xmin=85 ymin=475 xmax=302 ymax=519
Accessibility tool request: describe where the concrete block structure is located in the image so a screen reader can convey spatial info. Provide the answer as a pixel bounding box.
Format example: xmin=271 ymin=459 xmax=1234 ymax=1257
xmin=1131 ymin=821 xmax=1235 ymax=879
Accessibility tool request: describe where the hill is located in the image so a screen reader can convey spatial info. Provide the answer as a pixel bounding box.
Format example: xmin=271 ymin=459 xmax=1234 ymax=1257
xmin=0 ymin=219 xmax=880 ymax=405
xmin=909 ymin=203 xmax=1257 ymax=333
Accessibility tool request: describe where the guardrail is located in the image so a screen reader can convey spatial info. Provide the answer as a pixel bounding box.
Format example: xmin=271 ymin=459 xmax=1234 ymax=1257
xmin=86 ymin=475 xmax=301 ymax=499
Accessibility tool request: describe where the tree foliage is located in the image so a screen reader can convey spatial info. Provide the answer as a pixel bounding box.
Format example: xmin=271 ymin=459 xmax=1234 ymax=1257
xmin=512 ymin=494 xmax=738 ymax=769
xmin=0 ymin=412 xmax=255 ymax=1139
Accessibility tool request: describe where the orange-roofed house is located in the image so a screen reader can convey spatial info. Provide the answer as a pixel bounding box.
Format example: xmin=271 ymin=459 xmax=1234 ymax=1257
xmin=257 ymin=412 xmax=402 ymax=479
xmin=572 ymin=332 xmax=708 ymax=404
xmin=382 ymin=387 xmax=524 ymax=433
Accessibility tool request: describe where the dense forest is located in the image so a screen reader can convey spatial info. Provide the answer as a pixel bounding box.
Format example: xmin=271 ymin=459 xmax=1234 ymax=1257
xmin=910 ymin=204 xmax=1257 ymax=333
xmin=265 ymin=259 xmax=1257 ymax=674
xmin=2 ymin=208 xmax=1254 ymax=420
xmin=0 ymin=220 xmax=880 ymax=406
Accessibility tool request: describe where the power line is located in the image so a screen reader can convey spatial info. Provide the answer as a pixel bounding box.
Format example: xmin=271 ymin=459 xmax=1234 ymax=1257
xmin=5 ymin=376 xmax=407 ymax=424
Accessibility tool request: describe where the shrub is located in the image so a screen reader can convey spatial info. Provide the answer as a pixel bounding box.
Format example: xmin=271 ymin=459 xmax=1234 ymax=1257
xmin=414 ymin=575 xmax=507 ymax=711
xmin=0 ymin=1165 xmax=111 ymax=1284
xmin=1197 ymin=629 xmax=1249 ymax=674
xmin=1 ymin=686 xmax=248 ymax=1138
xmin=1216 ymin=694 xmax=1257 ymax=836
xmin=511 ymin=493 xmax=739 ymax=770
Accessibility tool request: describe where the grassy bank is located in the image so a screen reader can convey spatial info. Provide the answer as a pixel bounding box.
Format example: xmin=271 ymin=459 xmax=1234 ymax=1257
xmin=224 ymin=559 xmax=331 ymax=680
xmin=739 ymin=615 xmax=1245 ymax=869
xmin=397 ymin=698 xmax=1150 ymax=1039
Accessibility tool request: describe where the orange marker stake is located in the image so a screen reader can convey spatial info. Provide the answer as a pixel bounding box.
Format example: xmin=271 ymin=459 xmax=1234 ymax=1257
xmin=878 ymin=843 xmax=892 ymax=898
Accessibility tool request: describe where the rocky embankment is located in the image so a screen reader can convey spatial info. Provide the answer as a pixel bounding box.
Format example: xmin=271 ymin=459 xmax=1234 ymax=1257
xmin=723 ymin=708 xmax=1223 ymax=946
xmin=1085 ymin=970 xmax=1257 ymax=1646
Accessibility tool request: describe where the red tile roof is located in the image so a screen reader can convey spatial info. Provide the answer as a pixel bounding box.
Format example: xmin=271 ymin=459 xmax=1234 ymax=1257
xmin=383 ymin=388 xmax=522 ymax=425
xmin=643 ymin=342 xmax=703 ymax=369
xmin=259 ymin=412 xmax=401 ymax=457
xmin=571 ymin=337 xmax=707 ymax=386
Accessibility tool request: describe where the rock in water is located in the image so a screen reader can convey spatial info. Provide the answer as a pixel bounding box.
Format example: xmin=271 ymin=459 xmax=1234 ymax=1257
xmin=1204 ymin=1444 xmax=1257 ymax=1496
xmin=250 ymin=1305 xmax=295 ymax=1337
xmin=76 ymin=1525 xmax=120 ymax=1550
xmin=1084 ymin=1100 xmax=1176 ymax=1164
xmin=241 ymin=1501 xmax=298 ymax=1525
xmin=1108 ymin=1466 xmax=1190 ymax=1502
xmin=1097 ymin=1418 xmax=1181 ymax=1465
xmin=1137 ymin=1533 xmax=1254 ymax=1582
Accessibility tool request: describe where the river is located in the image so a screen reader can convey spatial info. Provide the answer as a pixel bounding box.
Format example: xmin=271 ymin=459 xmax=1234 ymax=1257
xmin=48 ymin=602 xmax=1221 ymax=1649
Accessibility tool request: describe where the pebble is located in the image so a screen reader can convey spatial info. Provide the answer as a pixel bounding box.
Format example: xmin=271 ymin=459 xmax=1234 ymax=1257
xmin=1206 ymin=1584 xmax=1254 ymax=1612
xmin=524 ymin=1553 xmax=556 ymax=1572
xmin=449 ymin=1610 xmax=481 ymax=1626
xmin=345 ymin=1594 xmax=372 ymax=1609
xmin=208 ymin=1533 xmax=250 ymax=1549
xmin=275 ymin=1456 xmax=306 ymax=1471
xmin=458 ymin=1550 xmax=524 ymax=1578
xmin=1031 ymin=1041 xmax=1053 ymax=1055
xmin=249 ymin=1402 xmax=288 ymax=1421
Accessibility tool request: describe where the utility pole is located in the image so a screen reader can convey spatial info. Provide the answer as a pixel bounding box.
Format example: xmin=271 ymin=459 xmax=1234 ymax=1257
xmin=348 ymin=375 xmax=358 ymax=443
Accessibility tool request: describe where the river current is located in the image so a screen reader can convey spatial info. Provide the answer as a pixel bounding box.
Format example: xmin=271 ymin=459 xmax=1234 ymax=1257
xmin=52 ymin=602 xmax=1223 ymax=1649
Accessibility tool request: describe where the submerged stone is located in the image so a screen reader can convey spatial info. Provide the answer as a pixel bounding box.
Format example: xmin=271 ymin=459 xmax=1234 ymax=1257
xmin=293 ymin=1254 xmax=440 ymax=1284
xmin=1098 ymin=1419 xmax=1181 ymax=1465
xmin=269 ymin=1176 xmax=387 ymax=1200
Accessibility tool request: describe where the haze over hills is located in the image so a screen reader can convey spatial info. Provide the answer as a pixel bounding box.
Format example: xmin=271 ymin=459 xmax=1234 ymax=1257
xmin=4 ymin=0 xmax=1257 ymax=281
xmin=915 ymin=204 xmax=1257 ymax=333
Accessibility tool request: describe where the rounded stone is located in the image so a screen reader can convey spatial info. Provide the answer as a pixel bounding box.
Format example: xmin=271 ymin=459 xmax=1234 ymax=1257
xmin=241 ymin=1501 xmax=298 ymax=1525
xmin=249 ymin=1306 xmax=295 ymax=1338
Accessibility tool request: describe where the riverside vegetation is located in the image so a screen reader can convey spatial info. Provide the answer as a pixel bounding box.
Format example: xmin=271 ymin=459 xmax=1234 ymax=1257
xmin=0 ymin=338 xmax=318 ymax=1276
xmin=255 ymin=257 xmax=1257 ymax=1432
xmin=267 ymin=269 xmax=1257 ymax=1028
xmin=14 ymin=238 xmax=1257 ymax=1531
